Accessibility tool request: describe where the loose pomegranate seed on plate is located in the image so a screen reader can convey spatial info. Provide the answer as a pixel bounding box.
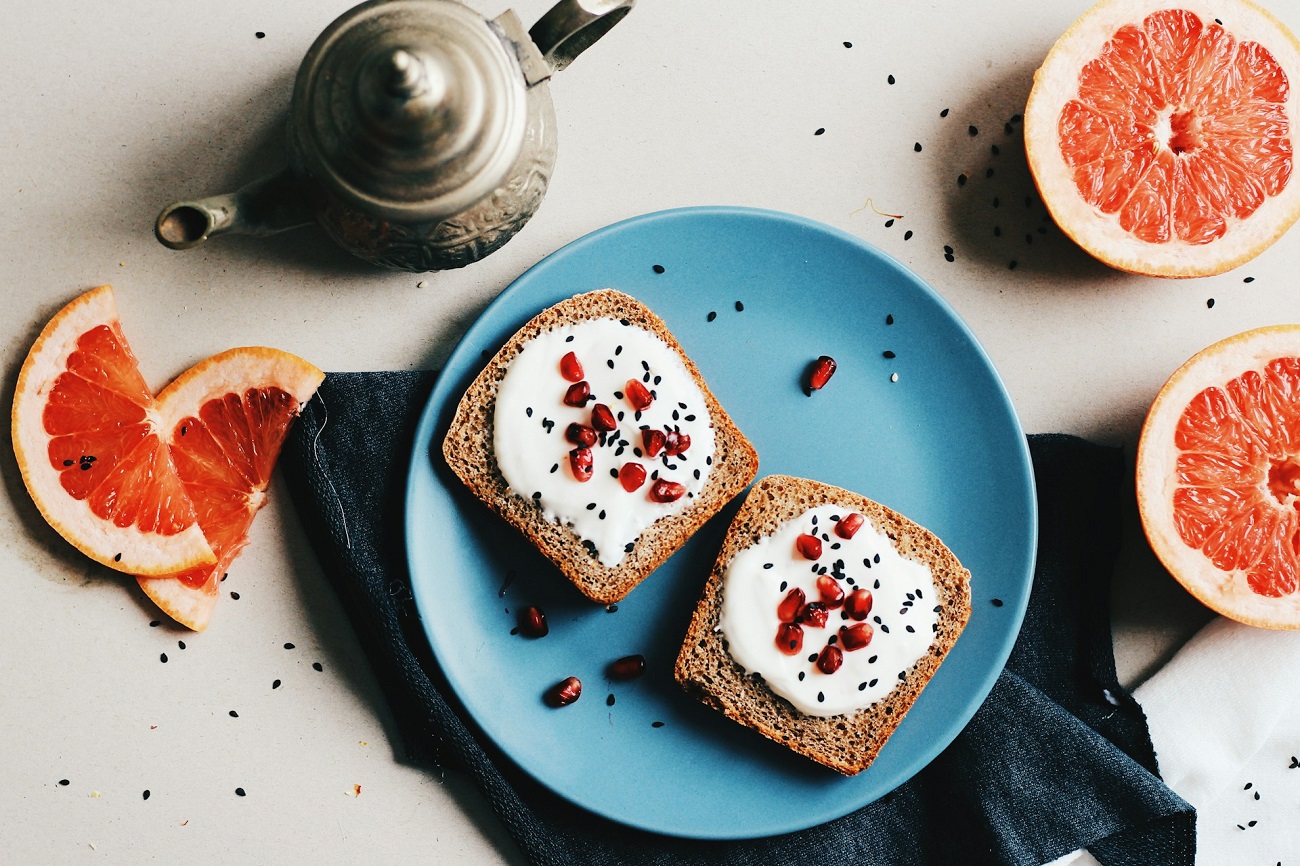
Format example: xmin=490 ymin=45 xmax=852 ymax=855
xmin=565 ymin=422 xmax=597 ymax=447
xmin=517 ymin=605 xmax=549 ymax=638
xmin=839 ymin=622 xmax=873 ymax=650
xmin=544 ymin=676 xmax=582 ymax=707
xmin=795 ymin=533 xmax=822 ymax=560
xmin=776 ymin=587 xmax=806 ymax=623
xmin=835 ymin=512 xmax=865 ymax=539
xmin=607 ymin=654 xmax=646 ymax=681
xmin=844 ymin=588 xmax=873 ymax=620
xmin=619 ymin=462 xmax=647 ymax=492
xmin=569 ymin=447 xmax=594 ymax=482
xmin=563 ymin=381 xmax=591 ymax=407
xmin=642 ymin=428 xmax=666 ymax=457
xmin=775 ymin=622 xmax=804 ymax=655
xmin=590 ymin=403 xmax=617 ymax=431
xmin=649 ymin=479 xmax=686 ymax=503
xmin=817 ymin=644 xmax=844 ymax=674
xmin=816 ymin=574 xmax=845 ymax=608
xmin=559 ymin=351 xmax=584 ymax=382
xmin=798 ymin=601 xmax=829 ymax=628
xmin=806 ymin=355 xmax=837 ymax=393
xmin=625 ymin=378 xmax=653 ymax=411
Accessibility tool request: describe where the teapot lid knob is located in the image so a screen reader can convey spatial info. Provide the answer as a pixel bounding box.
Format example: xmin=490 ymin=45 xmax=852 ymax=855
xmin=291 ymin=0 xmax=528 ymax=222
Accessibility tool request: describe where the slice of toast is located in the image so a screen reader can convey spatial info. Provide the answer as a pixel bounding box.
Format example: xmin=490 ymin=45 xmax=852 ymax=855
xmin=442 ymin=289 xmax=758 ymax=603
xmin=674 ymin=474 xmax=971 ymax=775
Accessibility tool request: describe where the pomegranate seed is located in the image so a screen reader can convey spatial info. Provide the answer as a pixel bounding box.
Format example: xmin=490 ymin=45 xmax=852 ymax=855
xmin=839 ymin=622 xmax=873 ymax=651
xmin=798 ymin=601 xmax=829 ymax=628
xmin=569 ymin=447 xmax=593 ymax=482
xmin=618 ymin=462 xmax=647 ymax=492
xmin=590 ymin=403 xmax=616 ymax=432
xmin=664 ymin=429 xmax=691 ymax=456
xmin=776 ymin=587 xmax=806 ymax=623
xmin=517 ymin=605 xmax=549 ymax=638
xmin=642 ymin=428 xmax=666 ymax=457
xmin=607 ymin=654 xmax=646 ymax=681
xmin=625 ymin=378 xmax=653 ymax=411
xmin=543 ymin=676 xmax=582 ymax=707
xmin=563 ymin=381 xmax=591 ymax=407
xmin=565 ymin=422 xmax=598 ymax=447
xmin=795 ymin=533 xmax=822 ymax=560
xmin=844 ymin=588 xmax=874 ymax=620
xmin=806 ymin=355 xmax=837 ymax=393
xmin=816 ymin=645 xmax=844 ymax=674
xmin=835 ymin=512 xmax=865 ymax=539
xmin=649 ymin=479 xmax=686 ymax=503
xmin=559 ymin=351 xmax=584 ymax=382
xmin=816 ymin=574 xmax=845 ymax=609
xmin=775 ymin=623 xmax=804 ymax=655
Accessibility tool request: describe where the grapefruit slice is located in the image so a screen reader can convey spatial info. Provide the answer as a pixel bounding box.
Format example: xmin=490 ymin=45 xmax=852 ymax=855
xmin=136 ymin=348 xmax=323 ymax=630
xmin=1137 ymin=326 xmax=1300 ymax=628
xmin=1025 ymin=0 xmax=1300 ymax=277
xmin=12 ymin=286 xmax=214 ymax=575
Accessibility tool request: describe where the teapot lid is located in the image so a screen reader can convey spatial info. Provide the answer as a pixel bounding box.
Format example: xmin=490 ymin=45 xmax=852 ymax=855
xmin=291 ymin=0 xmax=529 ymax=222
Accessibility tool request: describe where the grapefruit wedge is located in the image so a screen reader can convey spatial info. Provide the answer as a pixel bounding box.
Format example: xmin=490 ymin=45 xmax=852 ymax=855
xmin=1137 ymin=326 xmax=1300 ymax=628
xmin=136 ymin=348 xmax=323 ymax=630
xmin=1025 ymin=0 xmax=1300 ymax=277
xmin=12 ymin=286 xmax=215 ymax=575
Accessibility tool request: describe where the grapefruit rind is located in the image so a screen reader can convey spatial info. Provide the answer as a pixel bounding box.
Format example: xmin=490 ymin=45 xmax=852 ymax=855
xmin=11 ymin=286 xmax=216 ymax=576
xmin=1136 ymin=325 xmax=1300 ymax=628
xmin=136 ymin=346 xmax=324 ymax=631
xmin=1025 ymin=0 xmax=1300 ymax=277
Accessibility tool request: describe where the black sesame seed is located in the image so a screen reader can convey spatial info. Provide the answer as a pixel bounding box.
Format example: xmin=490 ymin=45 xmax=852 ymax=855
xmin=986 ymin=168 xmax=995 ymax=179
xmin=880 ymin=624 xmax=890 ymax=633
xmin=653 ymin=376 xmax=661 ymax=385
xmin=229 ymin=710 xmax=239 ymax=717
xmin=904 ymin=230 xmax=913 ymax=240
xmin=956 ymin=174 xmax=967 ymax=188
xmin=913 ymin=142 xmax=922 ymax=152
xmin=817 ymin=692 xmax=826 ymax=702
xmin=887 ymin=74 xmax=895 ymax=84
xmin=991 ymin=597 xmax=1004 ymax=607
xmin=62 ymin=459 xmax=73 ymax=466
xmin=149 ymin=621 xmax=160 ymax=627
xmin=624 ymin=543 xmax=634 ymax=552
xmin=652 ymin=264 xmax=665 ymax=274
xmin=939 ymin=108 xmax=949 ymax=117
xmin=272 ymin=679 xmax=281 ymax=689
xmin=565 ymin=335 xmax=574 ymax=342
xmin=868 ymin=655 xmax=877 ymax=663
xmin=312 ymin=662 xmax=323 ymax=672
xmin=534 ymin=492 xmax=543 ymax=500
xmin=586 ymin=502 xmax=597 ymax=510
xmin=1009 ymin=260 xmax=1018 ymax=270
xmin=59 ymin=779 xmax=70 ymax=786
xmin=160 ymin=653 xmax=168 ymax=663
xmin=994 ymin=226 xmax=1002 ymax=237
xmin=178 ymin=640 xmax=186 ymax=650
xmin=869 ymin=678 xmax=878 ymax=687
xmin=873 ymin=553 xmax=880 ymax=563
xmin=808 ymin=653 xmax=819 ymax=662
xmin=651 ymin=721 xmax=665 ymax=728
xmin=114 ymin=552 xmax=122 ymax=562
xmin=991 ymin=144 xmax=1001 ymax=155
xmin=798 ymin=671 xmax=806 ymax=681
xmin=898 ymin=670 xmax=906 ymax=680
xmin=526 ymin=407 xmax=533 ymax=417
xmin=814 ymin=127 xmax=825 ymax=135
xmin=843 ymin=41 xmax=852 ymax=47
xmin=1244 ymin=276 xmax=1256 ymax=283
xmin=143 ymin=790 xmax=150 ymax=800
xmin=906 ymin=625 xmax=915 ymax=633
xmin=884 ymin=218 xmax=895 ymax=228
xmin=1005 ymin=122 xmax=1014 ymax=134
xmin=606 ymin=693 xmax=616 ymax=706
xmin=778 ymin=579 xmax=787 ymax=589
xmin=550 ymin=463 xmax=559 ymax=474
xmin=236 ymin=787 xmax=246 ymax=797
xmin=599 ymin=510 xmax=606 ymax=520
xmin=735 ymin=301 xmax=744 ymax=312
xmin=968 ymin=125 xmax=978 ymax=136
xmin=883 ymin=350 xmax=896 ymax=359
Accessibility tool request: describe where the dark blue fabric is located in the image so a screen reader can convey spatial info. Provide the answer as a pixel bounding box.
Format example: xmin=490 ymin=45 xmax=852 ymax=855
xmin=280 ymin=372 xmax=1195 ymax=866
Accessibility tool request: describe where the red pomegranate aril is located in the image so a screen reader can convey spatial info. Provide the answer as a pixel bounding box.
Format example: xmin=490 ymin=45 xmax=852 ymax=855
xmin=544 ymin=676 xmax=582 ymax=707
xmin=798 ymin=601 xmax=829 ymax=628
xmin=806 ymin=355 xmax=837 ymax=393
xmin=618 ymin=462 xmax=647 ymax=492
xmin=569 ymin=447 xmax=594 ymax=482
xmin=665 ymin=429 xmax=691 ymax=457
xmin=816 ymin=645 xmax=844 ymax=675
xmin=625 ymin=378 xmax=653 ymax=411
xmin=517 ymin=605 xmax=549 ymax=638
xmin=642 ymin=428 xmax=666 ymax=457
xmin=590 ymin=403 xmax=617 ymax=432
xmin=835 ymin=512 xmax=865 ymax=539
xmin=839 ymin=622 xmax=873 ymax=651
xmin=607 ymin=654 xmax=646 ymax=681
xmin=565 ymin=422 xmax=597 ymax=446
xmin=844 ymin=588 xmax=874 ymax=620
xmin=559 ymin=351 xmax=584 ymax=382
xmin=816 ymin=574 xmax=845 ymax=609
xmin=776 ymin=587 xmax=806 ymax=623
xmin=796 ymin=533 xmax=822 ymax=560
xmin=563 ymin=381 xmax=591 ymax=407
xmin=775 ymin=622 xmax=804 ymax=655
xmin=649 ymin=479 xmax=686 ymax=503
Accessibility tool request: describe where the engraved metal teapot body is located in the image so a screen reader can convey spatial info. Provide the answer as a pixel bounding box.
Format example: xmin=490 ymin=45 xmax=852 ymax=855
xmin=155 ymin=0 xmax=632 ymax=272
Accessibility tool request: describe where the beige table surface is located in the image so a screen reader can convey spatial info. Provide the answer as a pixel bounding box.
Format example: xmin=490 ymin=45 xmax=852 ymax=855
xmin=5 ymin=0 xmax=1295 ymax=861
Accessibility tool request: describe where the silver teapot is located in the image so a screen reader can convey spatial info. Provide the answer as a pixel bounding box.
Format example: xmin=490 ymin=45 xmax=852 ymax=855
xmin=155 ymin=0 xmax=632 ymax=272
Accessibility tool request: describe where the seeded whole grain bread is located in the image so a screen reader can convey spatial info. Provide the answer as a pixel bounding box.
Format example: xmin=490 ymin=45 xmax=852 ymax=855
xmin=442 ymin=289 xmax=759 ymax=603
xmin=673 ymin=474 xmax=971 ymax=776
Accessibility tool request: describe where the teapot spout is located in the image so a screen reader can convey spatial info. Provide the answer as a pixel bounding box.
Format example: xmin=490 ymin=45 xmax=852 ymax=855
xmin=155 ymin=170 xmax=314 ymax=250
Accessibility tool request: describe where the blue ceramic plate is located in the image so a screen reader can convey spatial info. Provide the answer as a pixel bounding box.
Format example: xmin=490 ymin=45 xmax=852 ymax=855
xmin=406 ymin=207 xmax=1037 ymax=839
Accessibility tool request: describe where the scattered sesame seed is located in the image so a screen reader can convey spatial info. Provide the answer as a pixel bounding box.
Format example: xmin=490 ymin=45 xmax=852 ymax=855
xmin=651 ymin=721 xmax=665 ymax=728
xmin=939 ymin=108 xmax=949 ymax=117
xmin=843 ymin=41 xmax=852 ymax=47
xmin=652 ymin=264 xmax=665 ymax=274
xmin=149 ymin=621 xmax=160 ymax=628
xmin=1207 ymin=298 xmax=1216 ymax=308
xmin=707 ymin=311 xmax=717 ymax=322
xmin=160 ymin=653 xmax=168 ymax=663
xmin=968 ymin=125 xmax=978 ymax=136
xmin=735 ymin=301 xmax=745 ymax=312
xmin=913 ymin=142 xmax=922 ymax=152
xmin=883 ymin=350 xmax=896 ymax=359
xmin=177 ymin=640 xmax=186 ymax=650
xmin=229 ymin=710 xmax=239 ymax=718
xmin=606 ymin=694 xmax=616 ymax=707
xmin=235 ymin=787 xmax=246 ymax=797
xmin=272 ymin=679 xmax=281 ymax=689
xmin=313 ymin=662 xmax=323 ymax=672
xmin=230 ymin=591 xmax=240 ymax=600
xmin=1244 ymin=276 xmax=1255 ymax=283
xmin=143 ymin=790 xmax=150 ymax=800
xmin=885 ymin=314 xmax=894 ymax=325
xmin=59 ymin=779 xmax=70 ymax=786
xmin=884 ymin=218 xmax=895 ymax=228
xmin=814 ymin=127 xmax=825 ymax=136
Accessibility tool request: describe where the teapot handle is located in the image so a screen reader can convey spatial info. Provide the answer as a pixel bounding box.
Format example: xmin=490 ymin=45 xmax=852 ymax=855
xmin=529 ymin=0 xmax=634 ymax=73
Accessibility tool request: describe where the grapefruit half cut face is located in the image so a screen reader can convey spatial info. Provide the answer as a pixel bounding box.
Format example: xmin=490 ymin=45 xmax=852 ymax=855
xmin=1137 ymin=326 xmax=1300 ymax=628
xmin=1025 ymin=0 xmax=1300 ymax=277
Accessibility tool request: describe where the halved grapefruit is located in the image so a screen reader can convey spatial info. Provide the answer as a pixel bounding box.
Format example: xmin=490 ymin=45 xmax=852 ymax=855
xmin=1137 ymin=326 xmax=1300 ymax=628
xmin=1025 ymin=0 xmax=1300 ymax=277
xmin=12 ymin=286 xmax=215 ymax=574
xmin=136 ymin=348 xmax=323 ymax=630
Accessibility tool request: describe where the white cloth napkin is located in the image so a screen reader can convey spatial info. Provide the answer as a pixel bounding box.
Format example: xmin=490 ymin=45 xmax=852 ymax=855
xmin=1048 ymin=617 xmax=1300 ymax=865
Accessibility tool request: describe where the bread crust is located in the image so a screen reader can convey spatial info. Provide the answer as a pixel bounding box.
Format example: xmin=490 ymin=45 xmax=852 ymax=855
xmin=441 ymin=289 xmax=759 ymax=603
xmin=673 ymin=475 xmax=971 ymax=775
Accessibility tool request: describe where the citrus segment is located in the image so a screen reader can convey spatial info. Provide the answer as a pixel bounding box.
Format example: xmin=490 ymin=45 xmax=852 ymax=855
xmin=12 ymin=286 xmax=214 ymax=575
xmin=136 ymin=348 xmax=323 ymax=631
xmin=1025 ymin=0 xmax=1300 ymax=276
xmin=1137 ymin=325 xmax=1300 ymax=628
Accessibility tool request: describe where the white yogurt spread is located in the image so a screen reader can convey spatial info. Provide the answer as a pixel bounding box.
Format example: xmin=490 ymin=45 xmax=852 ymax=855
xmin=718 ymin=504 xmax=939 ymax=716
xmin=492 ymin=316 xmax=716 ymax=567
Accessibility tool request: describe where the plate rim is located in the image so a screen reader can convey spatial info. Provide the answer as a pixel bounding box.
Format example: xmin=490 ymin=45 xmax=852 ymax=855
xmin=404 ymin=204 xmax=1038 ymax=839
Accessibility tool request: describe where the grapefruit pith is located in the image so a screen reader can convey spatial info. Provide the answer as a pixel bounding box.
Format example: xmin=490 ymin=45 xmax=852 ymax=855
xmin=1025 ymin=0 xmax=1300 ymax=277
xmin=1137 ymin=326 xmax=1300 ymax=628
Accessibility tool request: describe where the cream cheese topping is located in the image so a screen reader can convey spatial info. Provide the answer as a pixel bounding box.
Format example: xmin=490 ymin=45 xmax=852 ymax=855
xmin=718 ymin=504 xmax=939 ymax=716
xmin=492 ymin=317 xmax=716 ymax=567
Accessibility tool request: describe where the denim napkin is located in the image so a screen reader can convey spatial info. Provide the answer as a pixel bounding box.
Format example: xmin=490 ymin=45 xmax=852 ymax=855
xmin=280 ymin=371 xmax=1195 ymax=866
